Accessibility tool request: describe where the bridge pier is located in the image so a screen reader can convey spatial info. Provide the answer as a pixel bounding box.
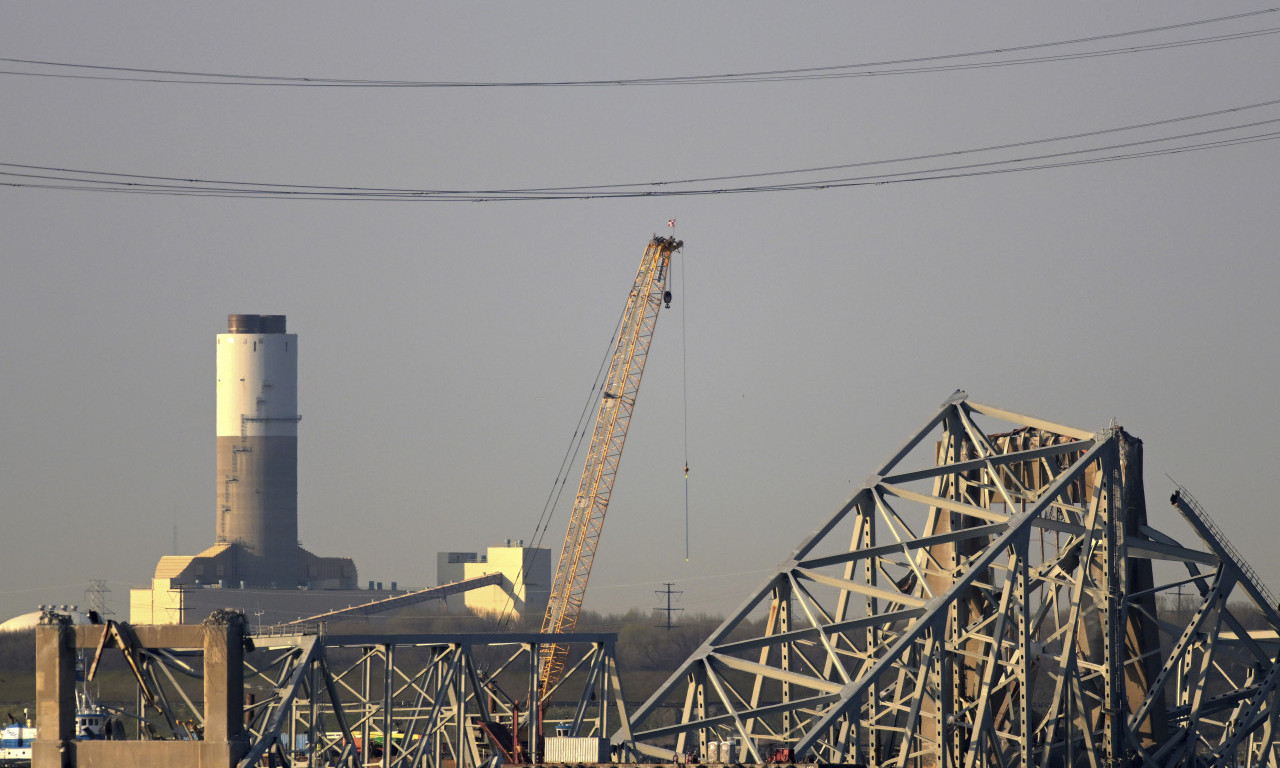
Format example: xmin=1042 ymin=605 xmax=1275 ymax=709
xmin=34 ymin=613 xmax=249 ymax=768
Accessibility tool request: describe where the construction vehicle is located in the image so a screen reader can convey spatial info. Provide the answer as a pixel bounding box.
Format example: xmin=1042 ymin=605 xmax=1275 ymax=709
xmin=538 ymin=234 xmax=681 ymax=696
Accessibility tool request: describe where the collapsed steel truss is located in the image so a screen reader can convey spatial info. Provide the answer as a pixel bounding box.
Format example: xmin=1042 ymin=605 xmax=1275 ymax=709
xmin=239 ymin=630 xmax=633 ymax=768
xmin=57 ymin=625 xmax=632 ymax=768
xmin=45 ymin=393 xmax=1280 ymax=767
xmin=626 ymin=393 xmax=1280 ymax=767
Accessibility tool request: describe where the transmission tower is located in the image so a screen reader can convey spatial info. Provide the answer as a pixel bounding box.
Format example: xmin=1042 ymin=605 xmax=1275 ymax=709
xmin=83 ymin=579 xmax=114 ymax=618
xmin=654 ymin=582 xmax=683 ymax=630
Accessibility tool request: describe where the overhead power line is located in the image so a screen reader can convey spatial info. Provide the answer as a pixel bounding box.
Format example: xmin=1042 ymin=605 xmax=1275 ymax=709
xmin=3 ymin=100 xmax=1278 ymax=202
xmin=1 ymin=9 xmax=1277 ymax=87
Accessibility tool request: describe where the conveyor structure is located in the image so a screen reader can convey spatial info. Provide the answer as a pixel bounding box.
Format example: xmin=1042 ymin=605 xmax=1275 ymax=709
xmin=281 ymin=572 xmax=504 ymax=626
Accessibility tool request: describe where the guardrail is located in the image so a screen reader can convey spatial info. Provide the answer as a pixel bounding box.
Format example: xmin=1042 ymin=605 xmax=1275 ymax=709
xmin=1168 ymin=477 xmax=1277 ymax=609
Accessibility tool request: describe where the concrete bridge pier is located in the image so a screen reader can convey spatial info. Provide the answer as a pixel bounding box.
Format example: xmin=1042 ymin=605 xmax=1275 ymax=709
xmin=35 ymin=612 xmax=249 ymax=768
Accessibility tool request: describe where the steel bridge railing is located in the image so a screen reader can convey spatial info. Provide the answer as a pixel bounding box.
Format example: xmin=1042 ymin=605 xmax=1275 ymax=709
xmin=1169 ymin=477 xmax=1278 ymax=610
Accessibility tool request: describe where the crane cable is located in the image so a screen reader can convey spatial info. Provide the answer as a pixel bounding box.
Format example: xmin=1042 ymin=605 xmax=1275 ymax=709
xmin=678 ymin=232 xmax=691 ymax=562
xmin=492 ymin=268 xmax=631 ymax=632
xmin=680 ymin=240 xmax=691 ymax=558
xmin=494 ymin=234 xmax=685 ymax=631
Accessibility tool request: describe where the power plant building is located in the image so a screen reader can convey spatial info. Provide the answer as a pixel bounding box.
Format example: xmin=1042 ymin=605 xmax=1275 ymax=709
xmin=130 ymin=314 xmax=546 ymax=627
xmin=436 ymin=541 xmax=550 ymax=620
xmin=132 ymin=315 xmax=360 ymax=625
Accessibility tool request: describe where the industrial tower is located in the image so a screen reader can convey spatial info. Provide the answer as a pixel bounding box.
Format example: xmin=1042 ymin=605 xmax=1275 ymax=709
xmin=132 ymin=315 xmax=358 ymax=625
xmin=215 ymin=313 xmax=302 ymax=587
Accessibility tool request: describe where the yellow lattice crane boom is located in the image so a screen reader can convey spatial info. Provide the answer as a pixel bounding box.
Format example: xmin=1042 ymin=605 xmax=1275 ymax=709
xmin=539 ymin=234 xmax=681 ymax=696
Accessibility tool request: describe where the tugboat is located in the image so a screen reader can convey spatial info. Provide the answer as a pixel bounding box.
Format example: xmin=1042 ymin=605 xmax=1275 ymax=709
xmin=0 ymin=711 xmax=36 ymax=767
xmin=0 ymin=645 xmax=113 ymax=767
xmin=0 ymin=693 xmax=110 ymax=766
xmin=73 ymin=688 xmax=110 ymax=741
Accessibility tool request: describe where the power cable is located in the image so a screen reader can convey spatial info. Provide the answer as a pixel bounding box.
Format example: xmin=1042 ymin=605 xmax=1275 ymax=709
xmin=5 ymin=96 xmax=1279 ymax=200
xmin=608 ymin=97 xmax=1280 ymax=188
xmin=3 ymin=113 xmax=1279 ymax=200
xmin=0 ymin=9 xmax=1276 ymax=88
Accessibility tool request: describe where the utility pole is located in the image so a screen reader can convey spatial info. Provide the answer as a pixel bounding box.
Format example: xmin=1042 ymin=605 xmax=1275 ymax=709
xmin=655 ymin=583 xmax=683 ymax=630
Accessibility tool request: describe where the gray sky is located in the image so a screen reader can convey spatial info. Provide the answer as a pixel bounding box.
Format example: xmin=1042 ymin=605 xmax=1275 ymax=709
xmin=2 ymin=3 xmax=1279 ymax=623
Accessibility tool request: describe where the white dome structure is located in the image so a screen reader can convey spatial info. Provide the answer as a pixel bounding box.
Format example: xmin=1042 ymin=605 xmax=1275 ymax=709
xmin=0 ymin=606 xmax=95 ymax=633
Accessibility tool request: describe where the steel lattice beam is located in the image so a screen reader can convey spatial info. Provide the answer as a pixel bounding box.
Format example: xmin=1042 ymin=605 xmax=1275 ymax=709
xmin=47 ymin=626 xmax=633 ymax=768
xmin=625 ymin=392 xmax=1280 ymax=767
xmin=238 ymin=631 xmax=634 ymax=768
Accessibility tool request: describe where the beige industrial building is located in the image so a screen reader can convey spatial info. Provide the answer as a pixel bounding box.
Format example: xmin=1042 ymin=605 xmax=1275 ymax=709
xmin=437 ymin=540 xmax=550 ymax=620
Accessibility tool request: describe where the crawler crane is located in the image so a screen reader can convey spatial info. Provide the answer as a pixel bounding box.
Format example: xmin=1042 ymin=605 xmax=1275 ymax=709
xmin=539 ymin=234 xmax=681 ymax=697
